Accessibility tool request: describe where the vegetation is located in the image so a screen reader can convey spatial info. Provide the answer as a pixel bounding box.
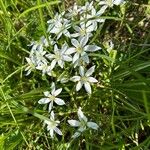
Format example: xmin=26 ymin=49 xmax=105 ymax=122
xmin=0 ymin=0 xmax=150 ymax=149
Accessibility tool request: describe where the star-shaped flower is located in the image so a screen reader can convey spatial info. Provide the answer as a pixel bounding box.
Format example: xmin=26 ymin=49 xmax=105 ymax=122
xmin=25 ymin=57 xmax=37 ymax=76
xmin=70 ymin=66 xmax=98 ymax=94
xmin=46 ymin=44 xmax=72 ymax=70
xmin=49 ymin=19 xmax=71 ymax=39
xmin=38 ymin=82 xmax=65 ymax=112
xmin=44 ymin=111 xmax=62 ymax=138
xmin=65 ymin=36 xmax=101 ymax=64
xmin=68 ymin=107 xmax=99 ymax=138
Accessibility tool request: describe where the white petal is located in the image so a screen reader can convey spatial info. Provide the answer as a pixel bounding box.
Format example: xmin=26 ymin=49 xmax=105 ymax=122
xmin=70 ymin=76 xmax=81 ymax=82
xmin=68 ymin=120 xmax=80 ymax=127
xmin=114 ymin=0 xmax=124 ymax=5
xmin=46 ymin=54 xmax=55 ymax=60
xmin=74 ymin=26 xmax=81 ymax=32
xmin=65 ymin=48 xmax=76 ymax=55
xmin=71 ymin=39 xmax=79 ymax=47
xmin=58 ymin=60 xmax=64 ymax=68
xmin=50 ymin=59 xmax=57 ymax=70
xmin=48 ymin=101 xmax=53 ymax=112
xmin=78 ymin=126 xmax=86 ymax=132
xmin=79 ymin=66 xmax=85 ymax=76
xmin=86 ymin=24 xmax=95 ymax=32
xmin=84 ymin=82 xmax=92 ymax=94
xmin=98 ymin=5 xmax=108 ymax=15
xmin=50 ymin=129 xmax=54 ymax=138
xmin=77 ymin=107 xmax=88 ymax=122
xmin=85 ymin=66 xmax=95 ymax=77
xmin=82 ymin=54 xmax=90 ymax=64
xmin=51 ymin=82 xmax=55 ymax=95
xmin=88 ymin=77 xmax=98 ymax=83
xmin=50 ymin=111 xmax=55 ymax=120
xmin=44 ymin=91 xmax=50 ymax=97
xmin=71 ymin=32 xmax=80 ymax=37
xmin=38 ymin=98 xmax=50 ymax=104
xmin=54 ymin=98 xmax=65 ymax=105
xmin=54 ymin=127 xmax=63 ymax=135
xmin=53 ymin=88 xmax=62 ymax=96
xmin=76 ymin=81 xmax=83 ymax=91
xmin=73 ymin=53 xmax=80 ymax=63
xmin=87 ymin=122 xmax=99 ymax=130
xmin=98 ymin=1 xmax=107 ymax=5
xmin=63 ymin=55 xmax=72 ymax=62
xmin=80 ymin=36 xmax=89 ymax=47
xmin=64 ymin=30 xmax=70 ymax=37
xmin=71 ymin=132 xmax=81 ymax=139
xmin=84 ymin=45 xmax=101 ymax=52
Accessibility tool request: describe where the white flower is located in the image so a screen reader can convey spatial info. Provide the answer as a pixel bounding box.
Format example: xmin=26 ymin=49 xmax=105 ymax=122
xmin=66 ymin=3 xmax=81 ymax=18
xmin=98 ymin=0 xmax=124 ymax=6
xmin=80 ymin=1 xmax=94 ymax=14
xmin=47 ymin=12 xmax=65 ymax=32
xmin=25 ymin=57 xmax=36 ymax=76
xmin=38 ymin=82 xmax=65 ymax=112
xmin=65 ymin=36 xmax=101 ymax=64
xmin=44 ymin=111 xmax=62 ymax=138
xmin=82 ymin=8 xmax=105 ymax=31
xmin=36 ymin=62 xmax=52 ymax=76
xmin=50 ymin=19 xmax=71 ymax=39
xmin=73 ymin=54 xmax=90 ymax=68
xmin=46 ymin=44 xmax=72 ymax=70
xmin=68 ymin=107 xmax=99 ymax=138
xmin=71 ymin=66 xmax=98 ymax=94
xmin=71 ymin=22 xmax=94 ymax=39
xmin=29 ymin=36 xmax=49 ymax=53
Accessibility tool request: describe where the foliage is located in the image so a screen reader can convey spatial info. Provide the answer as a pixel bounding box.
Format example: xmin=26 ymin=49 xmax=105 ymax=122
xmin=0 ymin=0 xmax=150 ymax=149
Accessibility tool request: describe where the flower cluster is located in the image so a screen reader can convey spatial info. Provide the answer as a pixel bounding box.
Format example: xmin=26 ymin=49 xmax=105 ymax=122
xmin=25 ymin=0 xmax=125 ymax=138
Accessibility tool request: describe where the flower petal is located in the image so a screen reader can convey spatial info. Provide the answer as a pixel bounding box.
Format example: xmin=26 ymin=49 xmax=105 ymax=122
xmin=50 ymin=111 xmax=55 ymax=120
xmin=51 ymin=82 xmax=55 ymax=95
xmin=71 ymin=132 xmax=81 ymax=139
xmin=54 ymin=127 xmax=63 ymax=135
xmin=63 ymin=55 xmax=72 ymax=61
xmin=50 ymin=59 xmax=57 ymax=70
xmin=77 ymin=107 xmax=88 ymax=122
xmin=79 ymin=66 xmax=85 ymax=76
xmin=84 ymin=45 xmax=101 ymax=52
xmin=80 ymin=36 xmax=89 ymax=47
xmin=84 ymin=82 xmax=92 ymax=94
xmin=88 ymin=77 xmax=98 ymax=83
xmin=70 ymin=76 xmax=81 ymax=82
xmin=65 ymin=48 xmax=76 ymax=55
xmin=48 ymin=101 xmax=53 ymax=112
xmin=54 ymin=98 xmax=65 ymax=105
xmin=85 ymin=66 xmax=95 ymax=77
xmin=87 ymin=122 xmax=99 ymax=130
xmin=71 ymin=39 xmax=79 ymax=47
xmin=76 ymin=81 xmax=83 ymax=91
xmin=44 ymin=91 xmax=50 ymax=97
xmin=73 ymin=53 xmax=80 ymax=63
xmin=53 ymin=88 xmax=62 ymax=96
xmin=50 ymin=129 xmax=54 ymax=138
xmin=68 ymin=120 xmax=80 ymax=127
xmin=38 ymin=98 xmax=50 ymax=104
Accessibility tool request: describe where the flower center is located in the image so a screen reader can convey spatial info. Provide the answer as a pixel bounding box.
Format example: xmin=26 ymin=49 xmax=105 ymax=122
xmin=80 ymin=29 xmax=86 ymax=36
xmin=55 ymin=53 xmax=61 ymax=60
xmin=81 ymin=76 xmax=87 ymax=82
xmin=49 ymin=95 xmax=55 ymax=101
xmin=49 ymin=121 xmax=57 ymax=129
xmin=80 ymin=120 xmax=87 ymax=128
xmin=76 ymin=46 xmax=83 ymax=54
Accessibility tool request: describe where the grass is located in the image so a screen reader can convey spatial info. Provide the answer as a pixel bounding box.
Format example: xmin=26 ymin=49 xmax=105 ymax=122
xmin=0 ymin=0 xmax=150 ymax=149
